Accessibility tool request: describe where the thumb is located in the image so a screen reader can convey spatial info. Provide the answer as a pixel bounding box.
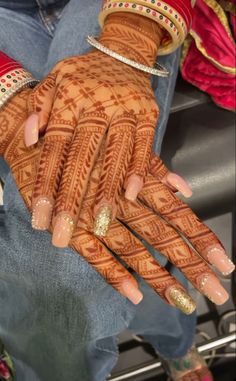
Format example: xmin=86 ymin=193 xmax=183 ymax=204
xmin=24 ymin=74 xmax=56 ymax=146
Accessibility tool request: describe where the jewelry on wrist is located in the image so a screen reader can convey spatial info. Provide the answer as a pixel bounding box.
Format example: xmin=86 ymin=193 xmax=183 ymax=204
xmin=100 ymin=0 xmax=195 ymax=55
xmin=86 ymin=36 xmax=169 ymax=77
xmin=100 ymin=2 xmax=180 ymax=55
xmin=0 ymin=52 xmax=38 ymax=109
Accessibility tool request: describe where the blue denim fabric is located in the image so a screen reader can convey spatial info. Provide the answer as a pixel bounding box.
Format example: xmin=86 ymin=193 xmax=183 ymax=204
xmin=0 ymin=2 xmax=196 ymax=381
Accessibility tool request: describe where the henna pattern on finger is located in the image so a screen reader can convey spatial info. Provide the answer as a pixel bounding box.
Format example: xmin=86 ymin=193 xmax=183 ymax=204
xmin=117 ymin=195 xmax=228 ymax=304
xmin=25 ymin=12 xmax=162 ymax=238
xmin=139 ymin=175 xmax=224 ymax=260
xmin=149 ymin=154 xmax=169 ymax=180
xmin=2 ymin=87 xmax=231 ymax=308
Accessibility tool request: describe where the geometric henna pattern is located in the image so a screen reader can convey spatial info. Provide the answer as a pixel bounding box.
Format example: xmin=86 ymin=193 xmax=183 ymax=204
xmin=0 ymin=89 xmax=189 ymax=307
xmin=0 ymin=89 xmax=229 ymax=306
xmin=117 ymin=197 xmax=217 ymax=295
xmin=28 ymin=12 xmax=161 ymax=232
xmin=138 ymin=175 xmax=224 ymax=264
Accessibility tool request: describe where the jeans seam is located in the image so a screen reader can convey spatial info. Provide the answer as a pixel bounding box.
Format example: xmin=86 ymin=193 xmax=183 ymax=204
xmin=35 ymin=0 xmax=53 ymax=36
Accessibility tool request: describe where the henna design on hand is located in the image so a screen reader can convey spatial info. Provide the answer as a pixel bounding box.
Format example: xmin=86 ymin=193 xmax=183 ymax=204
xmin=0 ymin=90 xmax=193 ymax=311
xmin=1 ymin=89 xmax=233 ymax=309
xmin=24 ymin=12 xmax=161 ymax=246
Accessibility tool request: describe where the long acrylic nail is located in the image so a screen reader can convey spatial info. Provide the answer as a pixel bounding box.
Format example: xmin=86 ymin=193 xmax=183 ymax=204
xmin=205 ymin=244 xmax=235 ymax=275
xmin=165 ymin=285 xmax=196 ymax=315
xmin=125 ymin=175 xmax=143 ymax=202
xmin=197 ymin=273 xmax=229 ymax=305
xmin=24 ymin=114 xmax=39 ymax=147
xmin=52 ymin=213 xmax=74 ymax=248
xmin=32 ymin=197 xmax=53 ymax=230
xmin=166 ymin=173 xmax=192 ymax=198
xmin=122 ymin=281 xmax=143 ymax=305
xmin=94 ymin=206 xmax=112 ymax=237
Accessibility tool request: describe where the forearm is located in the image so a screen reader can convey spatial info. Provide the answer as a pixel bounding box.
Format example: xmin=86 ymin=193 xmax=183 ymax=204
xmin=98 ymin=12 xmax=163 ymax=65
xmin=0 ymin=88 xmax=30 ymax=158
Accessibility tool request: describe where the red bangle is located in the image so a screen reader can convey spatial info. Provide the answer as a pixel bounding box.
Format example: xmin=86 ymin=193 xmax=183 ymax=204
xmin=0 ymin=51 xmax=38 ymax=108
xmin=164 ymin=0 xmax=194 ymax=28
xmin=0 ymin=52 xmax=22 ymax=76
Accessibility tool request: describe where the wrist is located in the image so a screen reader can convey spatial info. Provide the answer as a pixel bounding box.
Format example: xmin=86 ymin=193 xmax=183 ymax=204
xmin=98 ymin=12 xmax=163 ymax=66
xmin=0 ymin=52 xmax=38 ymax=109
xmin=0 ymin=89 xmax=29 ymax=158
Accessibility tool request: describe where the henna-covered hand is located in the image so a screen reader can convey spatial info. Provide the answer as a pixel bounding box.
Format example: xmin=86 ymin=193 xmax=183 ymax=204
xmin=0 ymin=89 xmax=234 ymax=312
xmin=24 ymin=12 xmax=164 ymax=247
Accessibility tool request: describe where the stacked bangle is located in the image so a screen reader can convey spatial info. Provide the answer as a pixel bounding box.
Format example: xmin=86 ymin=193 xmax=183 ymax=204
xmin=100 ymin=0 xmax=195 ymax=55
xmin=0 ymin=52 xmax=38 ymax=109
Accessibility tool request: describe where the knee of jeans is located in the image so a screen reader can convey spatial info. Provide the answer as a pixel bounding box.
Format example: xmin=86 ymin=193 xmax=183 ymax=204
xmin=94 ymin=336 xmax=119 ymax=357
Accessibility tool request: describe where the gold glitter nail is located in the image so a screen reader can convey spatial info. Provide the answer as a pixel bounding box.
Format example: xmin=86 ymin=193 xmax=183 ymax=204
xmin=93 ymin=206 xmax=112 ymax=237
xmin=166 ymin=286 xmax=196 ymax=315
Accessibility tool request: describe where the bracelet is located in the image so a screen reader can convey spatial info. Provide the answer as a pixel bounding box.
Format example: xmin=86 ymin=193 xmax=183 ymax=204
xmin=103 ymin=0 xmax=195 ymax=25
xmin=100 ymin=0 xmax=194 ymax=54
xmin=99 ymin=2 xmax=182 ymax=55
xmin=0 ymin=52 xmax=38 ymax=109
xmin=103 ymin=0 xmax=188 ymax=39
xmin=86 ymin=36 xmax=169 ymax=77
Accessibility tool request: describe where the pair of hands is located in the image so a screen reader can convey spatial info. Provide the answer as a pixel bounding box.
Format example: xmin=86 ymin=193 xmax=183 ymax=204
xmin=0 ymin=84 xmax=233 ymax=312
xmin=0 ymin=12 xmax=234 ymax=311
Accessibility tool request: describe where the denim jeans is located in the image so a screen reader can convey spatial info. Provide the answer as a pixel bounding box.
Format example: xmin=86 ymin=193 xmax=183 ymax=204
xmin=0 ymin=1 xmax=196 ymax=381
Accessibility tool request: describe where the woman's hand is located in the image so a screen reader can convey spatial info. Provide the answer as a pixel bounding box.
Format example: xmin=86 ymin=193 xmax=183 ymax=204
xmin=1 ymin=88 xmax=234 ymax=312
xmin=24 ymin=12 xmax=163 ymax=247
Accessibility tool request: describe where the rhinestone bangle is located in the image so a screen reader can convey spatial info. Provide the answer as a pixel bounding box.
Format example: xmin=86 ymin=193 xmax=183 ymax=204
xmin=86 ymin=36 xmax=169 ymax=77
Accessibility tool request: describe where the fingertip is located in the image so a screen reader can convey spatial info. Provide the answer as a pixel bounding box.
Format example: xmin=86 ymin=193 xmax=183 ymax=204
xmin=52 ymin=213 xmax=74 ymax=248
xmin=122 ymin=280 xmax=143 ymax=304
xmin=205 ymin=244 xmax=235 ymax=275
xmin=125 ymin=175 xmax=143 ymax=201
xmin=24 ymin=113 xmax=39 ymax=147
xmin=166 ymin=173 xmax=192 ymax=198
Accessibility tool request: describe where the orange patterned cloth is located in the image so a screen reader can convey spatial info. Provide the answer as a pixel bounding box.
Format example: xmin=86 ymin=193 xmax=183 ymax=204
xmin=181 ymin=0 xmax=236 ymax=111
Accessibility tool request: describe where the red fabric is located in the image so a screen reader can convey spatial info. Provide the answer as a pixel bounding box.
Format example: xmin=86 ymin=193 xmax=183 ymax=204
xmin=230 ymin=14 xmax=236 ymax=39
xmin=162 ymin=0 xmax=194 ymax=28
xmin=181 ymin=42 xmax=235 ymax=110
xmin=181 ymin=0 xmax=236 ymax=111
xmin=0 ymin=52 xmax=21 ymax=77
xmin=191 ymin=0 xmax=235 ymax=68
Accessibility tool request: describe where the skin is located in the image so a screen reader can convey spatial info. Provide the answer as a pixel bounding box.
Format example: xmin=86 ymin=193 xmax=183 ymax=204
xmin=0 ymin=8 xmax=233 ymax=376
xmin=25 ymin=12 xmax=164 ymax=245
xmin=0 ymin=88 xmax=233 ymax=311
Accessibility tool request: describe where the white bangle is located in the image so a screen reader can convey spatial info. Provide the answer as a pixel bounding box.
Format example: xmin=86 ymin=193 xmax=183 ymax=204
xmin=86 ymin=36 xmax=169 ymax=77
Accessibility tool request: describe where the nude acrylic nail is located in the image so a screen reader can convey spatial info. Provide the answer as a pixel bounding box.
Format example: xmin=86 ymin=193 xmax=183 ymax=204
xmin=197 ymin=273 xmax=229 ymax=305
xmin=24 ymin=114 xmax=39 ymax=147
xmin=205 ymin=244 xmax=235 ymax=275
xmin=52 ymin=213 xmax=74 ymax=248
xmin=122 ymin=281 xmax=143 ymax=305
xmin=166 ymin=173 xmax=193 ymax=198
xmin=32 ymin=197 xmax=53 ymax=230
